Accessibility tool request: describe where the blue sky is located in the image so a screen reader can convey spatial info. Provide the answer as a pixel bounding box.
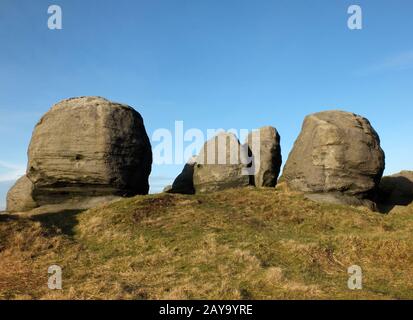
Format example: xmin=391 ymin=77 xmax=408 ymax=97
xmin=1 ymin=0 xmax=412 ymax=209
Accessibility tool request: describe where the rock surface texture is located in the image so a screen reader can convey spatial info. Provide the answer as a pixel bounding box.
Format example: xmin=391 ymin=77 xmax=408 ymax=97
xmin=245 ymin=126 xmax=282 ymax=187
xmin=193 ymin=132 xmax=250 ymax=193
xmin=283 ymin=110 xmax=385 ymax=209
xmin=6 ymin=96 xmax=152 ymax=213
xmin=6 ymin=176 xmax=37 ymax=212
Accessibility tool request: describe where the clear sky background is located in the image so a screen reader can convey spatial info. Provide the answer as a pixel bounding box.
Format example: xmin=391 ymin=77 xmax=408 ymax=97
xmin=1 ymin=0 xmax=412 ymax=209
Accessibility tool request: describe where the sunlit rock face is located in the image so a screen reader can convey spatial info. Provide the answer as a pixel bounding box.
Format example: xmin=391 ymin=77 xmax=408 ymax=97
xmin=283 ymin=110 xmax=385 ymax=209
xmin=7 ymin=96 xmax=152 ymax=212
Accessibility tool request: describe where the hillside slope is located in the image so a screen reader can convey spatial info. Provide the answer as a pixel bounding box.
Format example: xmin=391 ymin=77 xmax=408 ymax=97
xmin=1 ymin=185 xmax=413 ymax=300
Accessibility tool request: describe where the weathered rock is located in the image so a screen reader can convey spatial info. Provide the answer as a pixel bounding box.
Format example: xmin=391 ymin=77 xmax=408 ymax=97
xmin=11 ymin=195 xmax=122 ymax=217
xmin=379 ymin=171 xmax=413 ymax=206
xmin=169 ymin=157 xmax=196 ymax=194
xmin=7 ymin=96 xmax=152 ymax=212
xmin=6 ymin=175 xmax=37 ymax=212
xmin=305 ymin=193 xmax=377 ymax=211
xmin=245 ymin=126 xmax=282 ymax=187
xmin=193 ymin=132 xmax=249 ymax=193
xmin=283 ymin=110 xmax=385 ymax=208
xmin=162 ymin=185 xmax=173 ymax=193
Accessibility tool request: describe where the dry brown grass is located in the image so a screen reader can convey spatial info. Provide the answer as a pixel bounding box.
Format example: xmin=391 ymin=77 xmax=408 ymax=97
xmin=1 ymin=186 xmax=413 ymax=300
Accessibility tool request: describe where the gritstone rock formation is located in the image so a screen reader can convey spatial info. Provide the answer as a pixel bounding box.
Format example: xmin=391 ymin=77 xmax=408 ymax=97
xmin=168 ymin=156 xmax=196 ymax=194
xmin=283 ymin=110 xmax=385 ymax=209
xmin=6 ymin=175 xmax=37 ymax=213
xmin=6 ymin=96 xmax=152 ymax=213
xmin=169 ymin=127 xmax=283 ymax=194
xmin=245 ymin=126 xmax=282 ymax=187
xmin=193 ymin=132 xmax=250 ymax=193
xmin=379 ymin=171 xmax=413 ymax=206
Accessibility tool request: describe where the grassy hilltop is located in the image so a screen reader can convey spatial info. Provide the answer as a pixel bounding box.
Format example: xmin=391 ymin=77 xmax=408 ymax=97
xmin=1 ymin=184 xmax=413 ymax=300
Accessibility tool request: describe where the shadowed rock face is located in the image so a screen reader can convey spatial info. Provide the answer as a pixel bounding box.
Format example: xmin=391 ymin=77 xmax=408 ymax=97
xmin=379 ymin=171 xmax=413 ymax=206
xmin=168 ymin=157 xmax=196 ymax=195
xmin=245 ymin=126 xmax=282 ymax=187
xmin=193 ymin=132 xmax=250 ymax=193
xmin=283 ymin=110 xmax=385 ymax=209
xmin=7 ymin=96 xmax=152 ymax=212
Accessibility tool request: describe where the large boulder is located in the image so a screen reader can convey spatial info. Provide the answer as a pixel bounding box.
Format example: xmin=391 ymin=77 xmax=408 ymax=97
xmin=245 ymin=126 xmax=282 ymax=187
xmin=168 ymin=157 xmax=196 ymax=194
xmin=6 ymin=176 xmax=37 ymax=212
xmin=379 ymin=171 xmax=413 ymax=206
xmin=283 ymin=110 xmax=385 ymax=209
xmin=7 ymin=96 xmax=152 ymax=212
xmin=193 ymin=132 xmax=250 ymax=193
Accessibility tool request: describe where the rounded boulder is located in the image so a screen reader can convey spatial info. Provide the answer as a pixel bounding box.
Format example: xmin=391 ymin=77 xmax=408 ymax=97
xmin=283 ymin=110 xmax=385 ymax=207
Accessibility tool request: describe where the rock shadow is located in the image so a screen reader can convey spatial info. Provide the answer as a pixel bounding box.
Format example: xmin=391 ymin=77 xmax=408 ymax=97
xmin=31 ymin=209 xmax=84 ymax=237
xmin=0 ymin=213 xmax=19 ymax=222
xmin=377 ymin=176 xmax=413 ymax=214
